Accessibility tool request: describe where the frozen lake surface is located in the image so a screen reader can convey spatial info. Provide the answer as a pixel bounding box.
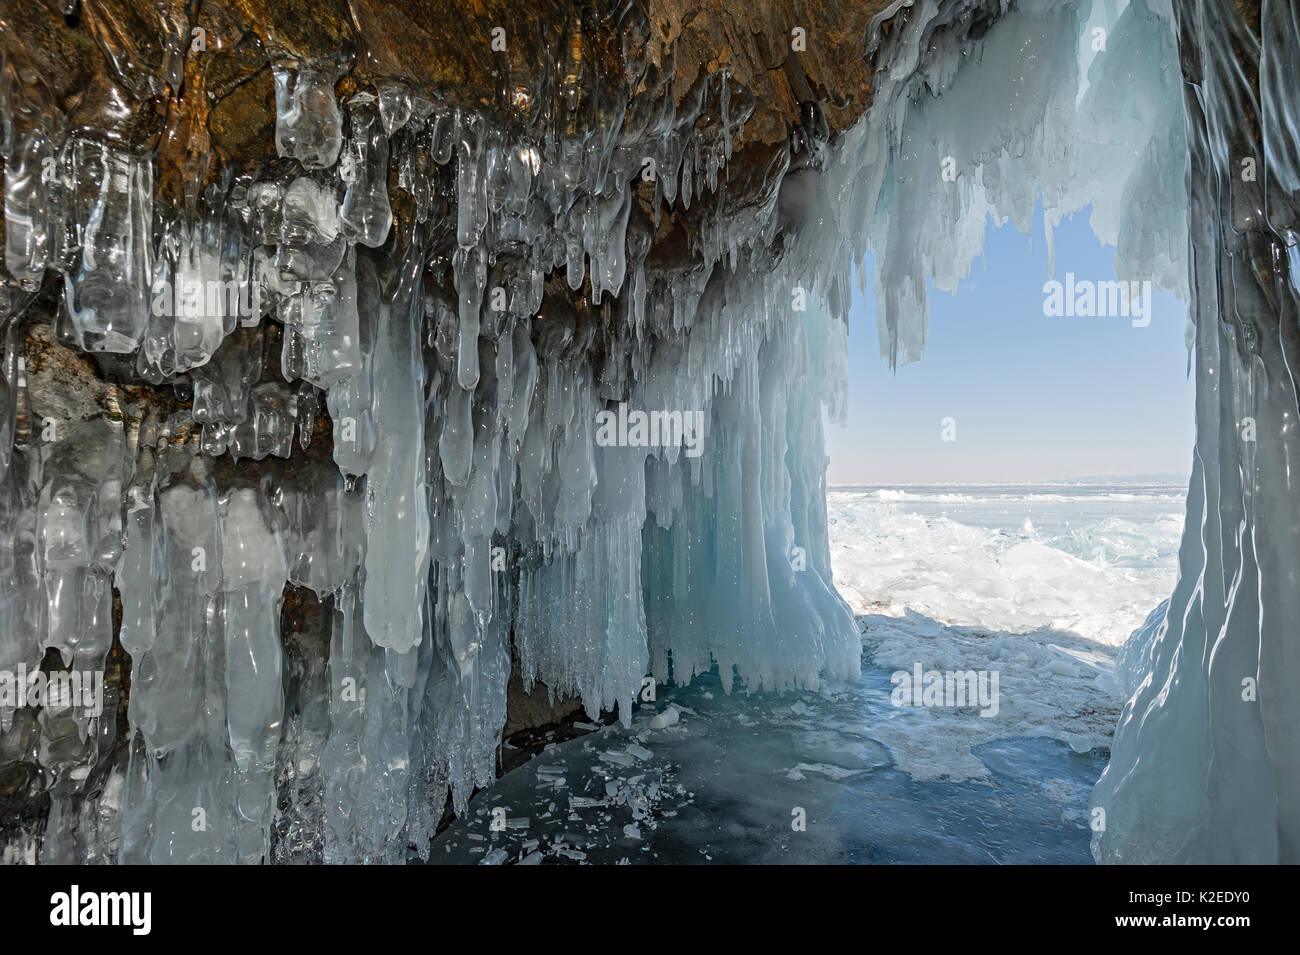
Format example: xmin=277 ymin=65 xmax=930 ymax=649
xmin=828 ymin=483 xmax=1185 ymax=647
xmin=427 ymin=663 xmax=1108 ymax=864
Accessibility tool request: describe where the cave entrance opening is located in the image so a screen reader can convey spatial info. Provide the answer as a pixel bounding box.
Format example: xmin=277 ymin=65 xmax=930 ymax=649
xmin=823 ymin=198 xmax=1194 ymax=781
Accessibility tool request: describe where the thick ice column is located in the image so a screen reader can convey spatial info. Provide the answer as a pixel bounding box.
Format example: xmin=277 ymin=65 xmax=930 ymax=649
xmin=132 ymin=480 xmax=220 ymax=753
xmin=1091 ymin=0 xmax=1300 ymax=864
xmin=1 ymin=73 xmax=59 ymax=291
xmin=0 ymin=466 xmax=39 ymax=734
xmin=761 ymin=307 xmax=862 ymax=689
xmin=318 ymin=564 xmax=421 ymax=864
xmin=587 ymin=444 xmax=651 ymax=721
xmin=62 ymin=138 xmax=153 ymax=353
xmin=29 ymin=397 xmax=123 ymax=785
xmin=699 ymin=347 xmax=776 ymax=690
xmin=315 ymin=574 xmax=368 ymax=860
xmin=412 ymin=561 xmax=510 ymax=819
xmin=637 ymin=296 xmax=860 ymax=695
xmin=219 ymin=485 xmax=288 ymax=862
xmin=120 ymin=474 xmax=290 ymax=864
xmin=359 ymin=238 xmax=431 ymax=652
xmin=340 ymin=96 xmax=393 ymax=248
xmin=119 ymin=473 xmax=229 ymax=864
xmin=516 ymin=440 xmax=647 ymax=725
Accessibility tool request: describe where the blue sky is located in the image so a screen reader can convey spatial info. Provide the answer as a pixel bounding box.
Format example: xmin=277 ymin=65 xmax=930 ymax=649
xmin=825 ymin=204 xmax=1196 ymax=485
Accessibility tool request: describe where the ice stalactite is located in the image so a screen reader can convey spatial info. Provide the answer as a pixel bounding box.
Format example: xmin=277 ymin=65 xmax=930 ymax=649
xmin=115 ymin=473 xmax=291 ymax=864
xmin=340 ymin=95 xmax=393 ymax=249
xmin=62 ymin=139 xmax=155 ymax=354
xmin=3 ymin=337 xmax=128 ymax=862
xmin=0 ymin=7 xmax=881 ymax=852
xmin=356 ymin=236 xmax=430 ymax=655
xmin=817 ymin=0 xmax=1187 ymax=368
xmin=2 ymin=60 xmax=59 ymax=295
xmin=274 ymin=65 xmax=344 ymax=172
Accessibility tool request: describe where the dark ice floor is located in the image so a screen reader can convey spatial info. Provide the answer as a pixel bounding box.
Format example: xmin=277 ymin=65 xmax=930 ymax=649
xmin=425 ymin=663 xmax=1106 ymax=865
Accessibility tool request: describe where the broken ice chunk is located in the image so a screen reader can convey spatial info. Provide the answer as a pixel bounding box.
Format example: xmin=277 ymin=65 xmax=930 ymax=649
xmin=625 ymin=743 xmax=653 ymax=761
xmin=648 ymin=705 xmax=680 ymax=729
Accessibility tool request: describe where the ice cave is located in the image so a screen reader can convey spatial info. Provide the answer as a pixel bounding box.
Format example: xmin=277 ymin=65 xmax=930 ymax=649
xmin=0 ymin=0 xmax=1295 ymax=869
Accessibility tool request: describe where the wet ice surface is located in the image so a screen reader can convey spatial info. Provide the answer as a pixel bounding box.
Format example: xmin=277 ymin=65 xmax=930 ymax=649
xmin=426 ymin=659 xmax=1108 ymax=865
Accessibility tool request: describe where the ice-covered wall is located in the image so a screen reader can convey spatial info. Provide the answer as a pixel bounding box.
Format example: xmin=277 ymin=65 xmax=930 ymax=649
xmin=0 ymin=3 xmax=863 ymax=862
xmin=1091 ymin=0 xmax=1300 ymax=864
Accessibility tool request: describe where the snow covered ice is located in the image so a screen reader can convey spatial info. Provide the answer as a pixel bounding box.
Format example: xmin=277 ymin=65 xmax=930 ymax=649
xmin=0 ymin=0 xmax=1297 ymax=867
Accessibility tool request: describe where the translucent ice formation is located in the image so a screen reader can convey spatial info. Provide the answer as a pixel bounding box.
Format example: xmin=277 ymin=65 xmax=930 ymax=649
xmin=62 ymin=139 xmax=154 ymax=353
xmin=1 ymin=0 xmax=1291 ymax=867
xmin=340 ymin=96 xmax=392 ymax=248
xmin=274 ymin=65 xmax=343 ymax=171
